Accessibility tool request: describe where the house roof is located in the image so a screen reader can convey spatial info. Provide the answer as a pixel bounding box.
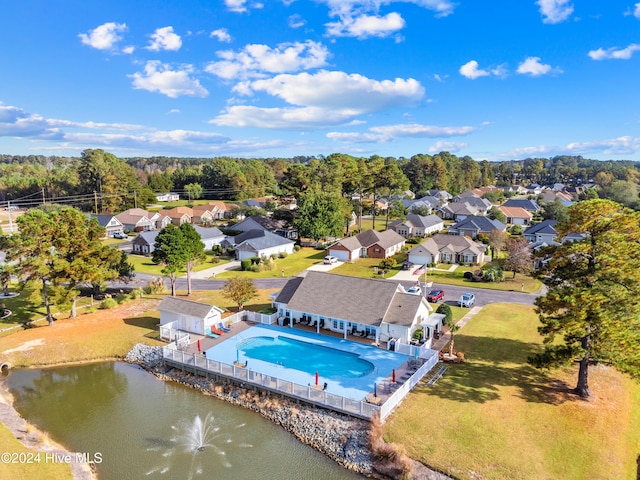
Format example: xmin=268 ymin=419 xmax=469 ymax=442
xmin=410 ymin=233 xmax=485 ymax=256
xmin=276 ymin=271 xmax=427 ymax=326
xmin=235 ymin=229 xmax=294 ymax=251
xmin=440 ymin=202 xmax=479 ymax=215
xmin=330 ymin=229 xmax=405 ymax=252
xmin=159 ymin=206 xmax=193 ymax=219
xmin=90 ymin=214 xmax=122 ymax=228
xmin=193 ymin=225 xmax=225 ymax=240
xmin=158 ymin=296 xmax=221 ymax=318
xmin=383 ymin=293 xmax=425 ymax=327
xmin=134 ymin=230 xmax=160 ymax=244
xmin=524 ymin=219 xmax=557 ymax=236
xmin=449 ymin=216 xmax=506 ymax=234
xmin=503 ymin=199 xmax=540 ymax=212
xmin=498 ymin=206 xmax=533 ymax=219
xmin=115 ymin=210 xmax=153 ymax=226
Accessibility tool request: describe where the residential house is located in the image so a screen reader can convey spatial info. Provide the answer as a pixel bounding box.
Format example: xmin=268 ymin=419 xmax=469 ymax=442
xmin=438 ymin=201 xmax=479 ymax=221
xmin=327 ymin=229 xmax=405 ymax=262
xmin=231 ymin=215 xmax=297 ymax=240
xmin=158 ymin=296 xmax=224 ymax=336
xmin=232 ymin=229 xmax=295 ymax=261
xmin=497 ymin=206 xmax=533 ymax=225
xmin=203 ymin=201 xmax=234 ymax=219
xmin=389 ymin=214 xmax=444 ymax=237
xmin=448 ymin=215 xmax=507 ymax=238
xmin=540 ymin=190 xmax=574 ymax=206
xmin=90 ymin=214 xmax=124 ymax=238
xmin=407 ymin=233 xmax=486 ymax=266
xmin=191 ymin=205 xmax=215 ymax=225
xmin=131 ymin=230 xmax=160 ymax=254
xmin=272 ymin=271 xmax=439 ymax=344
xmin=402 ymin=196 xmax=440 ymax=213
xmin=115 ymin=209 xmax=155 ymax=232
xmin=193 ymin=225 xmax=226 ymax=250
xmin=155 ymin=192 xmax=180 ymax=202
xmin=526 ymin=184 xmax=544 ymax=195
xmin=426 ymin=190 xmax=453 ymax=205
xmin=503 ymin=198 xmax=541 ymax=212
xmin=524 ymin=219 xmax=557 ymax=244
xmin=454 ymin=195 xmax=493 ymax=214
xmin=158 ymin=206 xmax=192 ymax=226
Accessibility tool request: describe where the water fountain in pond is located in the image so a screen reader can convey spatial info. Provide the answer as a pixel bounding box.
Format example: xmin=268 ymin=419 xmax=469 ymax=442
xmin=146 ymin=413 xmax=252 ymax=478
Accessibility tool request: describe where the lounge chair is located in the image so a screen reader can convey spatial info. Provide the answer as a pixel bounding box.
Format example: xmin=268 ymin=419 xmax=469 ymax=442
xmin=205 ymin=328 xmax=219 ymax=338
xmin=211 ymin=325 xmax=225 ymax=335
xmin=217 ymin=322 xmax=231 ymax=333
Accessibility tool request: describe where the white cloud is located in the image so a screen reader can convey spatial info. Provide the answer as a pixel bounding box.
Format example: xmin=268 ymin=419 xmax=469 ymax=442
xmin=205 ymin=40 xmax=330 ymax=79
xmin=78 ymin=22 xmax=127 ymax=51
xmin=327 ymin=122 xmax=475 ymax=143
xmin=210 ymin=28 xmax=232 ymax=43
xmin=588 ymin=43 xmax=640 ymax=60
xmin=288 ymin=14 xmax=306 ymax=28
xmin=129 ymin=61 xmax=208 ymax=98
xmin=240 ymin=70 xmax=424 ymax=109
xmin=566 ymin=136 xmax=640 ymax=155
xmin=146 ymin=26 xmax=182 ymax=51
xmin=636 ymin=3 xmax=640 ymax=19
xmin=224 ymin=0 xmax=263 ymax=13
xmin=326 ymin=12 xmax=406 ymax=38
xmin=536 ymin=0 xmax=573 ymax=24
xmin=212 ymin=71 xmax=424 ymax=128
xmin=516 ymin=56 xmax=554 ymax=76
xmin=459 ymin=60 xmax=490 ymax=79
xmin=428 ymin=141 xmax=468 ymax=153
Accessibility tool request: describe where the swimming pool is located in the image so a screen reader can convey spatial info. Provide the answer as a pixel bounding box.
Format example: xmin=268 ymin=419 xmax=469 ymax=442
xmin=238 ymin=335 xmax=375 ymax=379
xmin=204 ymin=324 xmax=410 ymax=401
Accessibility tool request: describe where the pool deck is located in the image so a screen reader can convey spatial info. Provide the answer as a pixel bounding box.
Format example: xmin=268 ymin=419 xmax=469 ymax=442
xmin=183 ymin=321 xmax=420 ymax=403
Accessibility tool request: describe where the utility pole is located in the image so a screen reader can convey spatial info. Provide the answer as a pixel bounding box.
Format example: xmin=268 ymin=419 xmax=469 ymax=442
xmin=94 ymin=191 xmax=98 ymax=214
xmin=41 ymin=187 xmax=46 ymax=205
xmin=134 ymin=190 xmax=138 ymax=209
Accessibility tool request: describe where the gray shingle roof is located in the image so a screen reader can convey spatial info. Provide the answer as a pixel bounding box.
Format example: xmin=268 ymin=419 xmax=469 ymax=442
xmin=383 ymin=293 xmax=424 ymax=327
xmin=158 ymin=296 xmax=218 ymax=318
xmin=235 ymin=229 xmax=294 ymax=251
xmin=524 ymin=219 xmax=557 ymax=236
xmin=449 ymin=216 xmax=506 ymax=233
xmin=193 ymin=225 xmax=225 ymax=240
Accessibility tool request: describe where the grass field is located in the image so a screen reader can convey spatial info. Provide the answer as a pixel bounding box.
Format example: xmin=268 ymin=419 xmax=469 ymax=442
xmin=126 ymin=252 xmax=230 ymax=276
xmin=384 ymin=303 xmax=640 ymax=480
xmin=214 ymin=247 xmax=326 ymax=279
xmin=425 ymin=265 xmax=542 ymax=293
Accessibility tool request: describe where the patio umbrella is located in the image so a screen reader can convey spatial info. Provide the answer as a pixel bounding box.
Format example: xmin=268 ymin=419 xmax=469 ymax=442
xmin=374 ymin=383 xmax=377 ymax=397
xmin=197 ymin=339 xmax=201 ymax=353
xmin=392 ymin=369 xmax=396 ymax=383
xmin=315 ymin=371 xmax=319 ymax=385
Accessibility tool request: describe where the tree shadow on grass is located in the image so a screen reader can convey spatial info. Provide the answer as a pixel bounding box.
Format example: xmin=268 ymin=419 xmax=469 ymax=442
xmin=419 ymin=334 xmax=574 ymax=405
xmin=123 ymin=315 xmax=161 ymax=339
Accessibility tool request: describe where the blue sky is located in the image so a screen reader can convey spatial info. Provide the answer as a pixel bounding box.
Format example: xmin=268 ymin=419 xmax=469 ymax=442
xmin=1 ymin=0 xmax=639 ymax=161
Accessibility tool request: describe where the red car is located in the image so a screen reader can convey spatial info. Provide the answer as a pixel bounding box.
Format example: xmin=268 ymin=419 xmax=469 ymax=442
xmin=427 ymin=289 xmax=445 ymax=302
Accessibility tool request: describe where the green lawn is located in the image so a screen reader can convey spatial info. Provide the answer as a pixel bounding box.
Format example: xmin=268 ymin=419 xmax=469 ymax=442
xmin=420 ymin=265 xmax=542 ymax=293
xmin=214 ymin=247 xmax=326 ymax=279
xmin=384 ymin=303 xmax=640 ymax=480
xmin=127 ymin=252 xmax=230 ymax=276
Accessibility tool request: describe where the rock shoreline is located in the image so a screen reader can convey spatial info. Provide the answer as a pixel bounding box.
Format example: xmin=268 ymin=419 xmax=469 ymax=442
xmin=125 ymin=343 xmax=452 ymax=480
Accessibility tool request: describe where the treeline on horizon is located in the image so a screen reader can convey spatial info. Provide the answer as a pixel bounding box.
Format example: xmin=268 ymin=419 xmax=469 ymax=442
xmin=0 ymin=150 xmax=639 ymax=211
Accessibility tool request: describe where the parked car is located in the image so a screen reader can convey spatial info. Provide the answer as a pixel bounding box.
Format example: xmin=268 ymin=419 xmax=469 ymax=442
xmin=323 ymin=255 xmax=338 ymax=264
xmin=402 ymin=261 xmax=414 ymax=270
xmin=427 ymin=289 xmax=445 ymax=303
xmin=112 ymin=231 xmax=128 ymax=239
xmin=406 ymin=285 xmax=422 ymax=295
xmin=457 ymin=293 xmax=476 ymax=307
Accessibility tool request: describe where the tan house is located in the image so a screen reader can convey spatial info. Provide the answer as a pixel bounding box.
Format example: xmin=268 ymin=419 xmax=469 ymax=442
xmin=407 ymin=233 xmax=486 ymax=266
xmin=497 ymin=206 xmax=533 ymax=225
xmin=159 ymin=206 xmax=192 ymax=225
xmin=327 ymin=229 xmax=405 ymax=261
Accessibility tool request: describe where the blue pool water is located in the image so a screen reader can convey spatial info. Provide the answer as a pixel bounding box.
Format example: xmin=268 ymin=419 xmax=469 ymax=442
xmin=205 ymin=324 xmax=411 ymax=400
xmin=238 ymin=335 xmax=374 ymax=379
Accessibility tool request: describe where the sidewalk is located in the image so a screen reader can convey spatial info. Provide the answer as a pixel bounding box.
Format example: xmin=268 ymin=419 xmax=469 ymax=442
xmin=189 ymin=260 xmax=241 ymax=279
xmin=430 ymin=306 xmax=482 ymax=352
xmin=388 ymin=264 xmax=458 ymax=282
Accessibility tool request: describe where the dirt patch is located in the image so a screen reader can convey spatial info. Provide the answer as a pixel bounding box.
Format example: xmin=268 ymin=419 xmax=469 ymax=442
xmin=2 ymin=339 xmax=45 ymax=355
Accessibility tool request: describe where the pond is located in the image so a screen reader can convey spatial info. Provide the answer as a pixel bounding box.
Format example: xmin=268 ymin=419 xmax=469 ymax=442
xmin=6 ymin=362 xmax=365 ymax=480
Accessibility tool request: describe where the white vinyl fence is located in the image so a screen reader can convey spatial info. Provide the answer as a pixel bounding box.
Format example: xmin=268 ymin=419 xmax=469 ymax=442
xmin=163 ymin=346 xmax=439 ymax=422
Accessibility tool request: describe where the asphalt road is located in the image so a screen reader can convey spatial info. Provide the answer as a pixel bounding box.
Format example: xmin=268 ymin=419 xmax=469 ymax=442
xmin=122 ymin=273 xmax=540 ymax=307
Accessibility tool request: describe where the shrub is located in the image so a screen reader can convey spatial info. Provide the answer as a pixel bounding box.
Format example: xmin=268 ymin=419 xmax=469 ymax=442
xmin=99 ymin=298 xmax=118 ymax=309
xmin=293 ymin=244 xmax=301 ymax=252
xmin=85 ymin=307 xmax=97 ymax=314
xmin=436 ymin=303 xmax=452 ymax=324
xmin=241 ymin=259 xmax=252 ymax=271
xmin=250 ymin=256 xmax=261 ymax=265
xmin=115 ymin=293 xmax=128 ymax=304
xmin=249 ymin=264 xmax=261 ymax=272
xmin=210 ymin=256 xmax=221 ymax=264
xmin=144 ymin=277 xmax=165 ymax=294
xmin=510 ymin=224 xmax=523 ymax=235
xmin=279 ymin=251 xmax=288 ymax=259
xmin=270 ymin=253 xmax=278 ymax=260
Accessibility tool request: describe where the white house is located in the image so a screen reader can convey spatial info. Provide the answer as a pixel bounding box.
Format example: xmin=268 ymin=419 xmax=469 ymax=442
xmin=158 ymin=297 xmax=224 ymax=336
xmin=156 ymin=193 xmax=180 ymax=202
xmin=272 ymin=271 xmax=440 ymax=345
